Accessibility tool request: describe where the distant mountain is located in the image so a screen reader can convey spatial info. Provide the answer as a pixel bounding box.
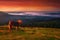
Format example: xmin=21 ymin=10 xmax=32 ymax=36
xmin=8 ymin=15 xmax=59 ymax=22
xmin=0 ymin=11 xmax=60 ymax=27
xmin=0 ymin=11 xmax=9 ymax=24
xmin=0 ymin=11 xmax=8 ymax=16
xmin=46 ymin=12 xmax=60 ymax=15
xmin=45 ymin=12 xmax=60 ymax=17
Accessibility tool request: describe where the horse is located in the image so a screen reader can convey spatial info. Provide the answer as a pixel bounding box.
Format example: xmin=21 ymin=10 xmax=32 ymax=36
xmin=8 ymin=20 xmax=22 ymax=31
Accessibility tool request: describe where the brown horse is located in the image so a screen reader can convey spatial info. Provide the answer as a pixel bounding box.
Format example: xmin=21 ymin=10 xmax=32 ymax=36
xmin=8 ymin=20 xmax=22 ymax=31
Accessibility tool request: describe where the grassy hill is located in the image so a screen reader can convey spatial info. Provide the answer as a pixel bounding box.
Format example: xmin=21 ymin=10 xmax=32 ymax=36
xmin=0 ymin=25 xmax=60 ymax=40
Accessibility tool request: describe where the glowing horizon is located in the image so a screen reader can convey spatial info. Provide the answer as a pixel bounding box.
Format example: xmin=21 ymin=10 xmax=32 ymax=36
xmin=0 ymin=0 xmax=60 ymax=11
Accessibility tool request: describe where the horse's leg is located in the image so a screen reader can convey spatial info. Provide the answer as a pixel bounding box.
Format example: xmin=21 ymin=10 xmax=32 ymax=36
xmin=8 ymin=25 xmax=10 ymax=32
xmin=18 ymin=26 xmax=20 ymax=30
xmin=9 ymin=26 xmax=11 ymax=30
xmin=8 ymin=25 xmax=11 ymax=32
xmin=9 ymin=25 xmax=13 ymax=32
xmin=16 ymin=26 xmax=18 ymax=30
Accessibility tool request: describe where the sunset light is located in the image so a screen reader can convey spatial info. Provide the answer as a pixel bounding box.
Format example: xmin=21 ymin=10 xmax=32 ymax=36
xmin=0 ymin=0 xmax=59 ymax=12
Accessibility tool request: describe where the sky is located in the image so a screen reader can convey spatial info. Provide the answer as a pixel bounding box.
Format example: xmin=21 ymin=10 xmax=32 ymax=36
xmin=0 ymin=0 xmax=60 ymax=11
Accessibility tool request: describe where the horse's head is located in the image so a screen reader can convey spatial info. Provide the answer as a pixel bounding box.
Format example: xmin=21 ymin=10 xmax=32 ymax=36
xmin=17 ymin=20 xmax=22 ymax=24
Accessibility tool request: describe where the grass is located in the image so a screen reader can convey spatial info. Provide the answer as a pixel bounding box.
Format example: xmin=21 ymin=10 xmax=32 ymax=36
xmin=0 ymin=25 xmax=60 ymax=40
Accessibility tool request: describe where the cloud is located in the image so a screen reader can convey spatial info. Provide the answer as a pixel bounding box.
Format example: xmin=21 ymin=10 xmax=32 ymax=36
xmin=8 ymin=13 xmax=26 ymax=15
xmin=8 ymin=12 xmax=46 ymax=16
xmin=8 ymin=11 xmax=60 ymax=17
